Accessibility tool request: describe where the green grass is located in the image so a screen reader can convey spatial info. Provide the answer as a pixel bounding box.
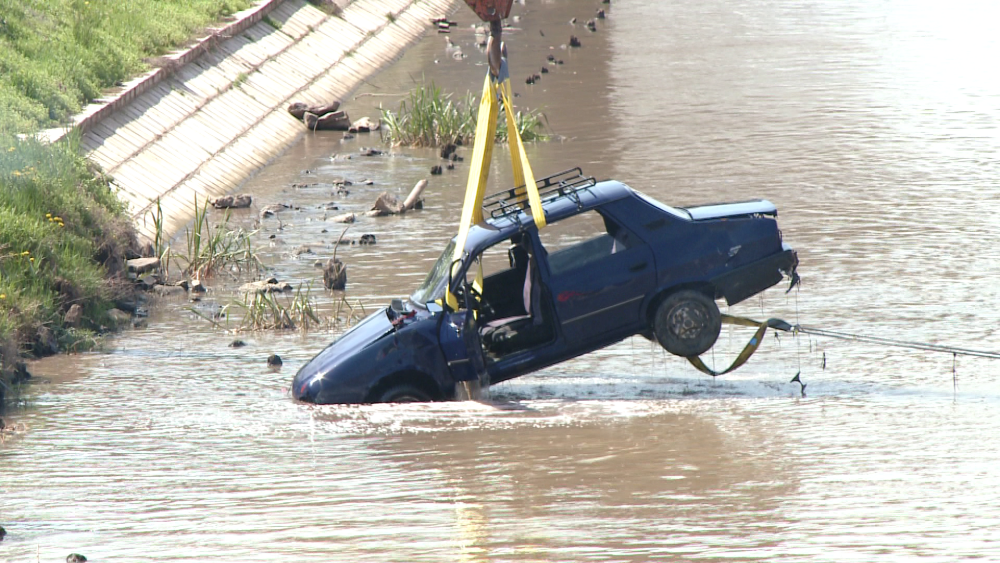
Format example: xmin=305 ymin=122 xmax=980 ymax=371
xmin=1 ymin=133 xmax=139 ymax=400
xmin=380 ymin=82 xmax=548 ymax=147
xmin=175 ymin=196 xmax=263 ymax=280
xmin=0 ymin=0 xmax=253 ymax=135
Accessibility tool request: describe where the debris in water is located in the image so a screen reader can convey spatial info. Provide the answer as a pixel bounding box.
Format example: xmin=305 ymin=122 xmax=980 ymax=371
xmin=790 ymin=371 xmax=807 ymax=397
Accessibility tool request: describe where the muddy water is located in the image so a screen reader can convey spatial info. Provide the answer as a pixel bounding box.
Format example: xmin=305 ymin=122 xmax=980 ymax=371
xmin=5 ymin=0 xmax=1000 ymax=561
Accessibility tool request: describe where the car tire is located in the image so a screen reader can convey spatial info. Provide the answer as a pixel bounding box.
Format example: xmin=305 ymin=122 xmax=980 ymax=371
xmin=378 ymin=384 xmax=432 ymax=403
xmin=654 ymin=290 xmax=722 ymax=357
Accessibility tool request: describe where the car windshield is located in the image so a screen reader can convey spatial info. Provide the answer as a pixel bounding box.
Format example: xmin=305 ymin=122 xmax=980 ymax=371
xmin=410 ymin=240 xmax=457 ymax=306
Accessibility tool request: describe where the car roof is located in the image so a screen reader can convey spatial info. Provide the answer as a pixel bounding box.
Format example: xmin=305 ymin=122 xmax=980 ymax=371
xmin=461 ymin=179 xmax=634 ymax=254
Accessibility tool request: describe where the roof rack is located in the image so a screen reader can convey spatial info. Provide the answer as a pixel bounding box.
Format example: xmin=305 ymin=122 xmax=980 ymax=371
xmin=482 ymin=167 xmax=597 ymax=220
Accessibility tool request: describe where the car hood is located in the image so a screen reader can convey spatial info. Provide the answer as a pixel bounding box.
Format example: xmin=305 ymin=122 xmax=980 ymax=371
xmin=292 ymin=308 xmax=393 ymax=385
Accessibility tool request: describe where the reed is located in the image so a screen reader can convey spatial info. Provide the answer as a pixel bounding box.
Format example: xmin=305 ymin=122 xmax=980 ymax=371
xmin=380 ymin=83 xmax=548 ymax=147
xmin=175 ymin=196 xmax=263 ymax=279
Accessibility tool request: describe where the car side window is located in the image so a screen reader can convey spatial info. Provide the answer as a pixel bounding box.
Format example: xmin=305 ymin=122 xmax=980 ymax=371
xmin=537 ymin=210 xmax=634 ymax=276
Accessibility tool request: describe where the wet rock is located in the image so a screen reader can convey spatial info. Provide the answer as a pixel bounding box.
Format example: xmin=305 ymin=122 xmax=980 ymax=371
xmin=190 ymin=279 xmax=207 ymax=293
xmin=0 ymin=524 xmax=6 ymax=541
xmin=440 ymin=143 xmax=457 ymax=159
xmin=335 ymin=186 xmax=350 ymax=196
xmin=314 ymin=260 xmax=324 ymax=268
xmin=596 ymin=8 xmax=606 ymax=18
xmin=152 ymin=284 xmax=186 ymax=297
xmin=327 ymin=212 xmax=356 ymax=224
xmin=586 ymin=19 xmax=597 ymax=32
xmin=446 ymin=162 xmax=455 ymax=170
xmin=66 ymin=554 xmax=87 ymax=563
xmin=64 ymin=304 xmax=83 ymax=327
xmin=230 ymin=340 xmax=246 ymax=348
xmin=359 ymin=234 xmax=377 ymax=245
xmin=525 ymin=75 xmax=536 ymax=85
xmin=136 ymin=274 xmax=160 ymax=291
xmin=267 ymin=354 xmax=283 ymax=368
xmin=211 ymin=194 xmax=252 ymax=209
xmin=324 ymin=258 xmax=347 ymax=290
xmin=342 ymin=132 xmax=355 ymax=141
xmin=127 ymin=257 xmax=160 ymax=274
xmin=540 ymin=66 xmax=549 ymax=74
xmin=359 ymin=147 xmax=384 ymax=157
xmin=240 ymin=280 xmax=293 ymax=294
xmin=288 ymin=101 xmax=340 ymax=120
xmin=569 ymin=35 xmax=581 ymax=47
xmin=349 ymin=116 xmax=380 ymax=133
xmin=569 ymin=17 xmax=577 ymax=24
xmin=293 ymin=245 xmax=313 ymax=256
xmin=304 ymin=110 xmax=351 ymax=131
xmin=108 ymin=308 xmax=132 ymax=327
xmin=14 ymin=361 xmax=32 ymax=383
xmin=547 ymin=54 xmax=556 ymax=62
xmin=430 ymin=165 xmax=442 ymax=175
xmin=260 ymin=203 xmax=289 ymax=219
xmin=369 ymin=191 xmax=404 ymax=216
xmin=35 ymin=326 xmax=58 ymax=355
xmin=172 ymin=280 xmax=190 ymax=291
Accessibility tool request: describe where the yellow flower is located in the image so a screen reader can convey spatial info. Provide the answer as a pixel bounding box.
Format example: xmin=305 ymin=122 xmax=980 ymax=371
xmin=21 ymin=251 xmax=29 ymax=256
xmin=30 ymin=257 xmax=35 ymax=262
xmin=13 ymin=171 xmax=21 ymax=176
xmin=54 ymin=217 xmax=62 ymax=222
xmin=46 ymin=213 xmax=52 ymax=218
xmin=58 ymin=223 xmax=65 ymax=228
xmin=7 ymin=147 xmax=13 ymax=152
xmin=0 ymin=294 xmax=6 ymax=300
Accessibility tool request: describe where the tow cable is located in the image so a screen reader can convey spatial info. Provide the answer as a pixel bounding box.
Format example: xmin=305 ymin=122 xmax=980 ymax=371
xmin=689 ymin=314 xmax=1000 ymax=393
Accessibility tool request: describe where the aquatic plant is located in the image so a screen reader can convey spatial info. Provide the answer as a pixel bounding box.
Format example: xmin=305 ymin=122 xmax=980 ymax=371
xmin=175 ymin=196 xmax=263 ymax=280
xmin=380 ymin=82 xmax=547 ymax=147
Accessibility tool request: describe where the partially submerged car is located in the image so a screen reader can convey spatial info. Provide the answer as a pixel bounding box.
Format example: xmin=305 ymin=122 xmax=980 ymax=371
xmin=292 ymin=168 xmax=798 ymax=404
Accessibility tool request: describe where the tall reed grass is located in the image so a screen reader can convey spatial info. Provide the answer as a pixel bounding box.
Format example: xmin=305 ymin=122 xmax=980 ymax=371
xmin=380 ymin=83 xmax=548 ymax=147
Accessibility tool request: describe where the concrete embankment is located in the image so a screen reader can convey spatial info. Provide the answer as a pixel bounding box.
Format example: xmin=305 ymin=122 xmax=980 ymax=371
xmin=71 ymin=0 xmax=454 ymax=242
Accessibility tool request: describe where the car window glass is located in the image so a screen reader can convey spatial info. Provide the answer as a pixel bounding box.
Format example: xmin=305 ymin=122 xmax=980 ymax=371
xmin=537 ymin=211 xmax=632 ymax=276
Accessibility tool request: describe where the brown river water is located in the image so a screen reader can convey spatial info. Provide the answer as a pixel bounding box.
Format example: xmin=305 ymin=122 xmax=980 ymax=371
xmin=5 ymin=0 xmax=1000 ymax=561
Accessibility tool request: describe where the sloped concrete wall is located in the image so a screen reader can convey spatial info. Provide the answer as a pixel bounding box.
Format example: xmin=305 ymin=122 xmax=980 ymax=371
xmin=77 ymin=0 xmax=454 ymax=242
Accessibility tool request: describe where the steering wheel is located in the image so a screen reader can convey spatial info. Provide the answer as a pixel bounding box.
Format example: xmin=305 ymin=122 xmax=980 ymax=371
xmin=464 ymin=284 xmax=496 ymax=317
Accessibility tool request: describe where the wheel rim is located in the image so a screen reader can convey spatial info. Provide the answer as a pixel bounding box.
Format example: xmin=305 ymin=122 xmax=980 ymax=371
xmin=668 ymin=301 xmax=711 ymax=341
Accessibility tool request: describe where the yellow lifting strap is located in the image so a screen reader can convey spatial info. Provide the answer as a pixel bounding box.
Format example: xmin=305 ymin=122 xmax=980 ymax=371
xmin=687 ymin=314 xmax=796 ymax=377
xmin=445 ymin=72 xmax=546 ymax=310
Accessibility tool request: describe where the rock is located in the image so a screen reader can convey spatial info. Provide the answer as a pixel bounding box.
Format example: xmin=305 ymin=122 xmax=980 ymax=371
xmin=370 ymin=191 xmax=403 ymax=216
xmin=596 ymin=8 xmax=606 ymax=18
xmin=14 ymin=361 xmax=32 ymax=383
xmin=586 ymin=19 xmax=597 ymax=32
xmin=358 ymin=147 xmax=384 ymax=157
xmin=127 ymin=257 xmax=160 ymax=274
xmin=230 ymin=340 xmax=246 ymax=348
xmin=137 ymin=274 xmax=160 ymax=291
xmin=267 ymin=354 xmax=283 ymax=368
xmin=172 ymin=280 xmax=190 ymax=291
xmin=304 ymin=110 xmax=351 ymax=131
xmin=35 ymin=326 xmax=58 ymax=355
xmin=66 ymin=554 xmax=87 ymax=563
xmin=446 ymin=162 xmax=455 ymax=170
xmin=342 ymin=133 xmax=355 ymax=141
xmin=211 ymin=194 xmax=252 ymax=209
xmin=152 ymin=284 xmax=186 ymax=297
xmin=324 ymin=258 xmax=347 ymax=290
xmin=314 ymin=260 xmax=324 ymax=268
xmin=327 ymin=212 xmax=356 ymax=224
xmin=293 ymin=245 xmax=313 ymax=256
xmin=526 ymin=75 xmax=536 ymax=85
xmin=288 ymin=101 xmax=340 ymax=120
xmin=359 ymin=234 xmax=377 ymax=245
xmin=260 ymin=203 xmax=289 ymax=219
xmin=570 ymin=35 xmax=581 ymax=47
xmin=108 ymin=308 xmax=132 ymax=327
xmin=0 ymin=524 xmax=6 ymax=541
xmin=540 ymin=66 xmax=549 ymax=74
xmin=240 ymin=280 xmax=293 ymax=294
xmin=449 ymin=153 xmax=463 ymax=162
xmin=190 ymin=279 xmax=207 ymax=293
xmin=349 ymin=116 xmax=380 ymax=133
xmin=64 ymin=304 xmax=83 ymax=327
xmin=440 ymin=143 xmax=457 ymax=159
xmin=430 ymin=165 xmax=442 ymax=175
xmin=547 ymin=54 xmax=556 ymax=62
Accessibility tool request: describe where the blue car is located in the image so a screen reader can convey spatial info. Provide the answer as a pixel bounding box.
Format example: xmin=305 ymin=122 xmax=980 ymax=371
xmin=292 ymin=168 xmax=798 ymax=404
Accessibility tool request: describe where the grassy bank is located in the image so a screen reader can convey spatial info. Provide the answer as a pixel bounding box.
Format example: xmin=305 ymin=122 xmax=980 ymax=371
xmin=380 ymin=83 xmax=548 ymax=147
xmin=0 ymin=0 xmax=254 ymax=135
xmin=1 ymin=0 xmax=255 ymax=406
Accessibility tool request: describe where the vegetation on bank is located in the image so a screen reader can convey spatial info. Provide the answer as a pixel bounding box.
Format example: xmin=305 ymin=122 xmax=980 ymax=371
xmin=0 ymin=0 xmax=253 ymax=135
xmin=380 ymin=82 xmax=548 ymax=147
xmin=1 ymin=0 xmax=254 ymax=406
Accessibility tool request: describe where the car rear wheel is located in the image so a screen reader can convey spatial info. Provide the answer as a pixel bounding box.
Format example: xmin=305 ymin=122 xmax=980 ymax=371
xmin=654 ymin=290 xmax=721 ymax=357
xmin=378 ymin=384 xmax=432 ymax=403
